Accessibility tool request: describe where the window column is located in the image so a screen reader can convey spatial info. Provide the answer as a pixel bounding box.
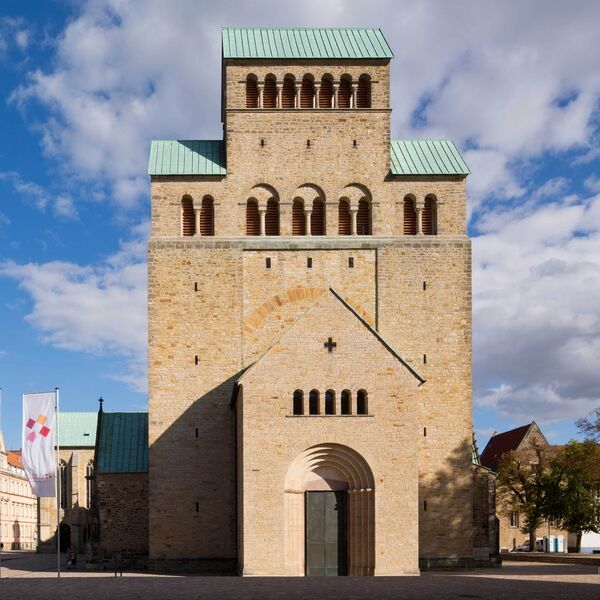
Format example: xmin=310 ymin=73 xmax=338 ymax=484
xmin=258 ymin=206 xmax=266 ymax=236
xmin=295 ymin=82 xmax=301 ymax=108
xmin=304 ymin=206 xmax=312 ymax=236
xmin=350 ymin=204 xmax=359 ymax=235
xmin=333 ymin=82 xmax=339 ymax=108
xmin=257 ymin=83 xmax=264 ymax=109
xmin=194 ymin=207 xmax=201 ymax=236
xmin=416 ymin=199 xmax=424 ymax=235
xmin=276 ymin=82 xmax=283 ymax=108
xmin=351 ymin=83 xmax=358 ymax=108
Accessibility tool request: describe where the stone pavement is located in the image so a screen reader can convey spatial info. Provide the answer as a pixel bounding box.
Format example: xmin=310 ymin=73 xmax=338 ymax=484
xmin=0 ymin=553 xmax=598 ymax=599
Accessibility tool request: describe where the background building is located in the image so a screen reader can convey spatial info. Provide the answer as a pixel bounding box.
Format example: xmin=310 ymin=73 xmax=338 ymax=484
xmin=0 ymin=432 xmax=37 ymax=550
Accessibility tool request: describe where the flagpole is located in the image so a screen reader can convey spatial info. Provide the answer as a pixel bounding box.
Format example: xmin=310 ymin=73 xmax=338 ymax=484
xmin=55 ymin=387 xmax=60 ymax=579
xmin=0 ymin=387 xmax=3 ymax=580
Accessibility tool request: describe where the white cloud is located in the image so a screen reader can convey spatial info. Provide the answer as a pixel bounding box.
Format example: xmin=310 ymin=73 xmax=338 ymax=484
xmin=473 ymin=188 xmax=600 ymax=422
xmin=53 ymin=194 xmax=78 ymax=220
xmin=0 ymin=224 xmax=148 ymax=392
xmin=0 ymin=17 xmax=30 ymax=57
xmin=0 ymin=211 xmax=10 ymax=226
xmin=0 ymin=350 xmax=7 ymax=358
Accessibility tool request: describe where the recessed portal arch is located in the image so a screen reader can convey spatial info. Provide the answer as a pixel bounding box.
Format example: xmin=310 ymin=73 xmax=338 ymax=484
xmin=284 ymin=443 xmax=375 ymax=576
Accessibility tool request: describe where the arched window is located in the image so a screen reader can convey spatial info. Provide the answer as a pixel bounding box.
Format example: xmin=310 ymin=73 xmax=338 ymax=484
xmin=311 ymin=199 xmax=325 ymax=235
xmin=200 ymin=196 xmax=214 ymax=236
xmin=338 ymin=75 xmax=352 ymax=108
xmin=282 ymin=75 xmax=296 ymax=108
xmin=59 ymin=461 xmax=68 ymax=510
xmin=293 ymin=390 xmax=304 ymax=415
xmin=263 ymin=74 xmax=277 ymax=108
xmin=357 ymin=390 xmax=368 ymax=415
xmin=300 ymin=74 xmax=315 ymax=109
xmin=404 ymin=196 xmax=417 ymax=235
xmin=422 ymin=195 xmax=437 ymax=235
xmin=309 ymin=390 xmax=320 ymax=415
xmin=357 ymin=74 xmax=371 ymax=108
xmin=357 ymin=199 xmax=370 ymax=235
xmin=292 ymin=199 xmax=305 ymax=236
xmin=319 ymin=74 xmax=334 ymax=108
xmin=181 ymin=196 xmax=195 ymax=236
xmin=338 ymin=200 xmax=351 ymax=235
xmin=246 ymin=200 xmax=260 ymax=236
xmin=265 ymin=198 xmax=279 ymax=235
xmin=246 ymin=74 xmax=258 ymax=108
xmin=325 ymin=390 xmax=336 ymax=415
xmin=341 ymin=390 xmax=351 ymax=415
xmin=86 ymin=460 xmax=94 ymax=509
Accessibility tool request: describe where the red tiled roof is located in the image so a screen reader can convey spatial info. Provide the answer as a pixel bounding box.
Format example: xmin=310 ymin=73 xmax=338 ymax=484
xmin=7 ymin=450 xmax=24 ymax=469
xmin=480 ymin=424 xmax=531 ymax=471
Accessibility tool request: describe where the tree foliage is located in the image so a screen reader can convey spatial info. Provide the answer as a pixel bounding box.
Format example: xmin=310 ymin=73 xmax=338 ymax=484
xmin=576 ymin=407 xmax=600 ymax=442
xmin=545 ymin=440 xmax=600 ymax=552
xmin=496 ymin=442 xmax=551 ymax=551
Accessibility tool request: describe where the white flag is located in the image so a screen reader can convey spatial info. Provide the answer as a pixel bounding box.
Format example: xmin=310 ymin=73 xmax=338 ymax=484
xmin=22 ymin=392 xmax=56 ymax=497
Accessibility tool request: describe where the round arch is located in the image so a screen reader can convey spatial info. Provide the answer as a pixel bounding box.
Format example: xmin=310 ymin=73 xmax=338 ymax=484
xmin=284 ymin=443 xmax=375 ymax=576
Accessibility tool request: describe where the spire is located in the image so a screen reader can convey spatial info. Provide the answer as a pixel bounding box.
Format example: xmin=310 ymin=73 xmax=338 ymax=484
xmin=0 ymin=429 xmax=6 ymax=453
xmin=98 ymin=396 xmax=104 ymax=414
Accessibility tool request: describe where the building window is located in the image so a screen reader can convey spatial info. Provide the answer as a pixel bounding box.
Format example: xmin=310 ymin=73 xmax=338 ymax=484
xmin=246 ymin=74 xmax=259 ymax=108
xmin=357 ymin=74 xmax=371 ymax=108
xmin=338 ymin=74 xmax=352 ymax=108
xmin=263 ymin=74 xmax=277 ymax=108
xmin=319 ymin=74 xmax=334 ymax=108
xmin=292 ymin=199 xmax=305 ymax=235
xmin=325 ymin=390 xmax=336 ymax=415
xmin=282 ymin=74 xmax=296 ymax=108
xmin=86 ymin=460 xmax=94 ymax=509
xmin=341 ymin=390 xmax=351 ymax=415
xmin=357 ymin=199 xmax=370 ymax=235
xmin=59 ymin=461 xmax=68 ymax=510
xmin=403 ymin=196 xmax=417 ymax=235
xmin=293 ymin=390 xmax=304 ymax=415
xmin=300 ymin=74 xmax=315 ymax=109
xmin=200 ymin=196 xmax=214 ymax=236
xmin=246 ymin=200 xmax=260 ymax=236
xmin=265 ymin=199 xmax=280 ymax=236
xmin=510 ymin=511 xmax=520 ymax=528
xmin=311 ymin=199 xmax=325 ymax=235
xmin=357 ymin=389 xmax=368 ymax=415
xmin=338 ymin=200 xmax=351 ymax=235
xmin=422 ymin=195 xmax=437 ymax=235
xmin=181 ymin=196 xmax=195 ymax=236
xmin=309 ymin=390 xmax=320 ymax=415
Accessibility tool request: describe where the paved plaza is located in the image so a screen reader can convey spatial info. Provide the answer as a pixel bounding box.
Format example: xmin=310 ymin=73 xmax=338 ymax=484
xmin=0 ymin=552 xmax=598 ymax=599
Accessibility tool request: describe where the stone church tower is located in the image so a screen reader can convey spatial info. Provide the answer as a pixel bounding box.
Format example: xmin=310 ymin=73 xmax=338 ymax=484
xmin=148 ymin=28 xmax=473 ymax=575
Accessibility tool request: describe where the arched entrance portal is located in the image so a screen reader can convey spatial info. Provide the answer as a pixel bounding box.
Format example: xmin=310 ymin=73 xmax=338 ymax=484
xmin=284 ymin=443 xmax=375 ymax=576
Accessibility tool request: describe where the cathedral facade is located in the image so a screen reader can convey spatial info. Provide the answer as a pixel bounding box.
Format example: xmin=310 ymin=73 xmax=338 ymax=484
xmin=148 ymin=27 xmax=474 ymax=575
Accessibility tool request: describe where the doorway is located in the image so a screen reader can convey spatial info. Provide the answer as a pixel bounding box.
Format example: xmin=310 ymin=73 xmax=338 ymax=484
xmin=305 ymin=491 xmax=347 ymax=576
xmin=59 ymin=523 xmax=71 ymax=552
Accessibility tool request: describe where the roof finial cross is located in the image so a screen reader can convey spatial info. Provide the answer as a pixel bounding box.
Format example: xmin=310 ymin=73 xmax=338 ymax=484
xmin=324 ymin=337 xmax=337 ymax=353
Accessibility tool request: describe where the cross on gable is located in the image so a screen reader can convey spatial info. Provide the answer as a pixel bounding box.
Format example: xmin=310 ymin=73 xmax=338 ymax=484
xmin=324 ymin=337 xmax=337 ymax=352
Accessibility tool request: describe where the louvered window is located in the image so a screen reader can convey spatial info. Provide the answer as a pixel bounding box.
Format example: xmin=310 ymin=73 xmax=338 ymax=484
xmin=311 ymin=199 xmax=325 ymax=235
xmin=292 ymin=200 xmax=305 ymax=235
xmin=300 ymin=75 xmax=315 ymax=109
xmin=338 ymin=75 xmax=352 ymax=108
xmin=319 ymin=76 xmax=334 ymax=108
xmin=263 ymin=75 xmax=277 ymax=108
xmin=404 ymin=197 xmax=417 ymax=235
xmin=357 ymin=74 xmax=371 ymax=108
xmin=422 ymin=196 xmax=436 ymax=235
xmin=200 ymin=196 xmax=214 ymax=236
xmin=246 ymin=75 xmax=258 ymax=108
xmin=357 ymin=199 xmax=370 ymax=235
xmin=265 ymin=199 xmax=279 ymax=235
xmin=181 ymin=196 xmax=195 ymax=236
xmin=246 ymin=200 xmax=260 ymax=236
xmin=338 ymin=200 xmax=351 ymax=235
xmin=282 ymin=75 xmax=296 ymax=108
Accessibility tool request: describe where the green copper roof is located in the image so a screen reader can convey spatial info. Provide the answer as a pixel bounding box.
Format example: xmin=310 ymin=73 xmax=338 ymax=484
xmin=58 ymin=412 xmax=97 ymax=448
xmin=148 ymin=140 xmax=226 ymax=176
xmin=149 ymin=139 xmax=468 ymax=177
xmin=222 ymin=28 xmax=393 ymax=60
xmin=96 ymin=413 xmax=148 ymax=474
xmin=390 ymin=140 xmax=470 ymax=176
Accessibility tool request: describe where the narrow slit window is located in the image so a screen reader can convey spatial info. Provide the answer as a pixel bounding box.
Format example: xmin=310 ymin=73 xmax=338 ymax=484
xmin=309 ymin=390 xmax=319 ymax=415
xmin=307 ymin=257 xmax=312 ymax=268
xmin=325 ymin=390 xmax=335 ymax=415
xmin=349 ymin=257 xmax=354 ymax=268
xmin=266 ymin=257 xmax=271 ymax=269
xmin=293 ymin=390 xmax=304 ymax=415
xmin=357 ymin=389 xmax=368 ymax=415
xmin=341 ymin=390 xmax=351 ymax=415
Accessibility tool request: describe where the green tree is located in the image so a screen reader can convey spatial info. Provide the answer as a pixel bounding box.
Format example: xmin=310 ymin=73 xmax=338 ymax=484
xmin=576 ymin=408 xmax=600 ymax=442
xmin=545 ymin=440 xmax=600 ymax=552
xmin=496 ymin=443 xmax=551 ymax=551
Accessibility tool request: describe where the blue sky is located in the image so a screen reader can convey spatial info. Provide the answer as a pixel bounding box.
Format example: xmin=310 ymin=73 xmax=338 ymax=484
xmin=1 ymin=1 xmax=599 ymax=450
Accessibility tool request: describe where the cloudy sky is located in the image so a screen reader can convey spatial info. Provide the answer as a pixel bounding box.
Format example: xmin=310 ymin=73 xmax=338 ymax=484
xmin=0 ymin=0 xmax=599 ymax=449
